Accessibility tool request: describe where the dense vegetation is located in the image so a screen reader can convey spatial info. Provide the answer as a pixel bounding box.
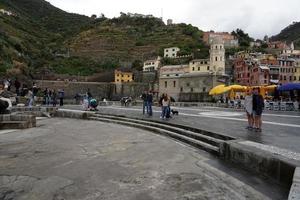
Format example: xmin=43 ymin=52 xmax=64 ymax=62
xmin=271 ymin=22 xmax=300 ymax=48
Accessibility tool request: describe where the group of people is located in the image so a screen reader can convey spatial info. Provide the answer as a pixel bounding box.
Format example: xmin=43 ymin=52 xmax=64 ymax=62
xmin=43 ymin=88 xmax=65 ymax=107
xmin=244 ymin=87 xmax=265 ymax=132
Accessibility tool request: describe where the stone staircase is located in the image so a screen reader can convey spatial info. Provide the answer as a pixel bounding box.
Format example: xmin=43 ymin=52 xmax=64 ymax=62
xmin=0 ymin=114 xmax=36 ymax=129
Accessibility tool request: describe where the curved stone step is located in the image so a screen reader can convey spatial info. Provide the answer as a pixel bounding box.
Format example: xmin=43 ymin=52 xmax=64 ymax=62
xmin=89 ymin=116 xmax=220 ymax=155
xmin=93 ymin=114 xmax=224 ymax=148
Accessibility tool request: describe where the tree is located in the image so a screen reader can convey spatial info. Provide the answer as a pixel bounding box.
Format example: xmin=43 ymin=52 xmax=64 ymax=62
xmin=132 ymin=60 xmax=143 ymax=71
xmin=231 ymin=29 xmax=253 ymax=47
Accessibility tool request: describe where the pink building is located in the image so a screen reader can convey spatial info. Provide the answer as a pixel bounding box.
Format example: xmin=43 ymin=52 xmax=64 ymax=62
xmin=250 ymin=65 xmax=270 ymax=86
xmin=234 ymin=58 xmax=251 ymax=86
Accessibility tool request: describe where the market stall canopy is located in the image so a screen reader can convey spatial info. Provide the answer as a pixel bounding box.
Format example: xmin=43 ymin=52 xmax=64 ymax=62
xmin=209 ymin=84 xmax=230 ymax=95
xmin=227 ymin=85 xmax=247 ymax=92
xmin=278 ymin=83 xmax=300 ymax=91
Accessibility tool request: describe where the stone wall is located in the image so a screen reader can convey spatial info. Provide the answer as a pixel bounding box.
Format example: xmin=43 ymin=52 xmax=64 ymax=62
xmin=35 ymin=80 xmax=149 ymax=100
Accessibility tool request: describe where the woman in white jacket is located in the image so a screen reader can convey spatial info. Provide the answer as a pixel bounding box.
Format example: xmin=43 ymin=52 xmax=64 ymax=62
xmin=244 ymin=89 xmax=254 ymax=130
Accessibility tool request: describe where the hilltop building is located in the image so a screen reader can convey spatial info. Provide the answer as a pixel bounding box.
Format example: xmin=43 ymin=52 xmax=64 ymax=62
xmin=143 ymin=57 xmax=161 ymax=72
xmin=203 ymin=31 xmax=238 ymax=48
xmin=164 ymin=47 xmax=180 ymax=58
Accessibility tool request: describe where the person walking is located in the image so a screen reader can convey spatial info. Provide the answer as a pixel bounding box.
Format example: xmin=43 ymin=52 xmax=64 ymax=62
xmin=253 ymin=87 xmax=264 ymax=132
xmin=146 ymin=91 xmax=153 ymax=116
xmin=87 ymin=89 xmax=92 ymax=108
xmin=52 ymin=90 xmax=57 ymax=107
xmin=140 ymin=91 xmax=147 ymax=115
xmin=58 ymin=89 xmax=65 ymax=106
xmin=244 ymin=88 xmax=253 ymax=130
xmin=27 ymin=89 xmax=34 ymax=107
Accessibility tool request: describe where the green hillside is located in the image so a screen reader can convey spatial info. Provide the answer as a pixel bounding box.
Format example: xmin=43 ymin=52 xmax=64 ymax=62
xmin=272 ymin=22 xmax=300 ymax=48
xmin=0 ymin=0 xmax=208 ymax=77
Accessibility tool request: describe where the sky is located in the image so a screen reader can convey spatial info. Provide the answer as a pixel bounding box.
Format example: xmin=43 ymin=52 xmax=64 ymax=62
xmin=47 ymin=0 xmax=300 ymax=39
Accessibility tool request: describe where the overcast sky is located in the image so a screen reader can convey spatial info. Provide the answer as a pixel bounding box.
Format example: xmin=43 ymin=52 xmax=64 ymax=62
xmin=47 ymin=0 xmax=300 ymax=39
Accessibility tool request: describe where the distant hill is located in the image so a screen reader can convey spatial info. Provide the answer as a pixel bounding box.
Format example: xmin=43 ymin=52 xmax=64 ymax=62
xmin=68 ymin=14 xmax=208 ymax=65
xmin=0 ymin=0 xmax=208 ymax=77
xmin=271 ymin=22 xmax=300 ymax=48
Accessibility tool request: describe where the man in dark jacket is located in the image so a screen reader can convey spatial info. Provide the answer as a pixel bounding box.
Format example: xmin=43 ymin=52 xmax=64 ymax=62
xmin=252 ymin=87 xmax=264 ymax=132
xmin=140 ymin=91 xmax=147 ymax=115
xmin=146 ymin=91 xmax=153 ymax=116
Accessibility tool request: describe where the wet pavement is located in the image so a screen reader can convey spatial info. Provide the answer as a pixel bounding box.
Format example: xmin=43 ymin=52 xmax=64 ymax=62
xmin=0 ymin=118 xmax=287 ymax=199
xmin=72 ymin=104 xmax=300 ymax=153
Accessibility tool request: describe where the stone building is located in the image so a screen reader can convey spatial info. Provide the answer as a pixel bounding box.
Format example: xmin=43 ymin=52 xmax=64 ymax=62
xmin=203 ymin=31 xmax=239 ymax=48
xmin=159 ymin=37 xmax=228 ymax=101
xmin=210 ymin=37 xmax=226 ymax=75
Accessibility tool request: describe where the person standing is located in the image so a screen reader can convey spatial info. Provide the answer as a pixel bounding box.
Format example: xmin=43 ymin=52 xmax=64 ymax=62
xmin=146 ymin=91 xmax=153 ymax=116
xmin=27 ymin=89 xmax=34 ymax=107
xmin=244 ymin=89 xmax=253 ymax=130
xmin=161 ymin=94 xmax=170 ymax=119
xmin=140 ymin=91 xmax=147 ymax=115
xmin=253 ymin=87 xmax=264 ymax=132
xmin=87 ymin=89 xmax=92 ymax=108
xmin=52 ymin=90 xmax=57 ymax=107
xmin=14 ymin=78 xmax=21 ymax=96
xmin=58 ymin=89 xmax=65 ymax=106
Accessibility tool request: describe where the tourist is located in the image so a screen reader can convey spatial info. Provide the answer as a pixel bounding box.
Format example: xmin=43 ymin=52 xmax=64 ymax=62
xmin=140 ymin=91 xmax=147 ymax=115
xmin=58 ymin=89 xmax=65 ymax=106
xmin=87 ymin=89 xmax=92 ymax=108
xmin=52 ymin=90 xmax=57 ymax=107
xmin=161 ymin=94 xmax=170 ymax=119
xmin=252 ymin=87 xmax=264 ymax=132
xmin=14 ymin=78 xmax=21 ymax=96
xmin=27 ymin=89 xmax=34 ymax=107
xmin=146 ymin=91 xmax=153 ymax=116
xmin=244 ymin=89 xmax=253 ymax=130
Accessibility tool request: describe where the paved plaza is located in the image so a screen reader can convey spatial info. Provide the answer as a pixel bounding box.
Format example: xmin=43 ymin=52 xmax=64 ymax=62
xmin=0 ymin=117 xmax=287 ymax=199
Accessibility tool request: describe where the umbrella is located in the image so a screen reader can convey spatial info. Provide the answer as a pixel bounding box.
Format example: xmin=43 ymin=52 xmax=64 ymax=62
xmin=227 ymin=85 xmax=247 ymax=92
xmin=209 ymin=84 xmax=230 ymax=95
xmin=278 ymin=83 xmax=300 ymax=91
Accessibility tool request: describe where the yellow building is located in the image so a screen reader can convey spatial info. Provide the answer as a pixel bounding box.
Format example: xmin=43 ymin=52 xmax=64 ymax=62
xmin=114 ymin=69 xmax=134 ymax=83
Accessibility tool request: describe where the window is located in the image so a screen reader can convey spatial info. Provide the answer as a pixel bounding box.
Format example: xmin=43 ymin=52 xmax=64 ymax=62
xmin=186 ymin=83 xmax=190 ymax=87
xmin=164 ymin=81 xmax=167 ymax=88
xmin=117 ymin=79 xmax=119 ymax=82
xmin=215 ymin=57 xmax=218 ymax=61
xmin=192 ymin=67 xmax=195 ymax=71
xmin=180 ymin=87 xmax=183 ymax=92
xmin=284 ymin=76 xmax=286 ymax=81
xmin=198 ymin=67 xmax=200 ymax=71
xmin=172 ymin=49 xmax=175 ymax=51
xmin=173 ymin=81 xmax=176 ymax=87
xmin=166 ymin=54 xmax=169 ymax=57
xmin=220 ymin=45 xmax=222 ymax=49
xmin=203 ymin=87 xmax=206 ymax=92
xmin=122 ymin=75 xmax=124 ymax=77
xmin=166 ymin=50 xmax=169 ymax=52
xmin=117 ymin=74 xmax=120 ymax=77
xmin=191 ymin=88 xmax=194 ymax=92
xmin=207 ymin=66 xmax=210 ymax=71
xmin=175 ymin=74 xmax=179 ymax=76
xmin=172 ymin=53 xmax=175 ymax=57
xmin=205 ymin=61 xmax=208 ymax=64
xmin=192 ymin=62 xmax=195 ymax=64
xmin=299 ymin=76 xmax=300 ymax=81
xmin=215 ymin=45 xmax=218 ymax=49
xmin=294 ymin=76 xmax=297 ymax=81
xmin=289 ymin=76 xmax=292 ymax=81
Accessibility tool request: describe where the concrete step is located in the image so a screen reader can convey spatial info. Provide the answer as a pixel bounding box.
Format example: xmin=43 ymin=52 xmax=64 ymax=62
xmin=93 ymin=114 xmax=225 ymax=148
xmin=89 ymin=116 xmax=220 ymax=155
xmin=0 ymin=121 xmax=31 ymax=129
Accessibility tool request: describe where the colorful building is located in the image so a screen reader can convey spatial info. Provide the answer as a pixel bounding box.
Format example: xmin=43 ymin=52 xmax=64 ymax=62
xmin=114 ymin=69 xmax=134 ymax=83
